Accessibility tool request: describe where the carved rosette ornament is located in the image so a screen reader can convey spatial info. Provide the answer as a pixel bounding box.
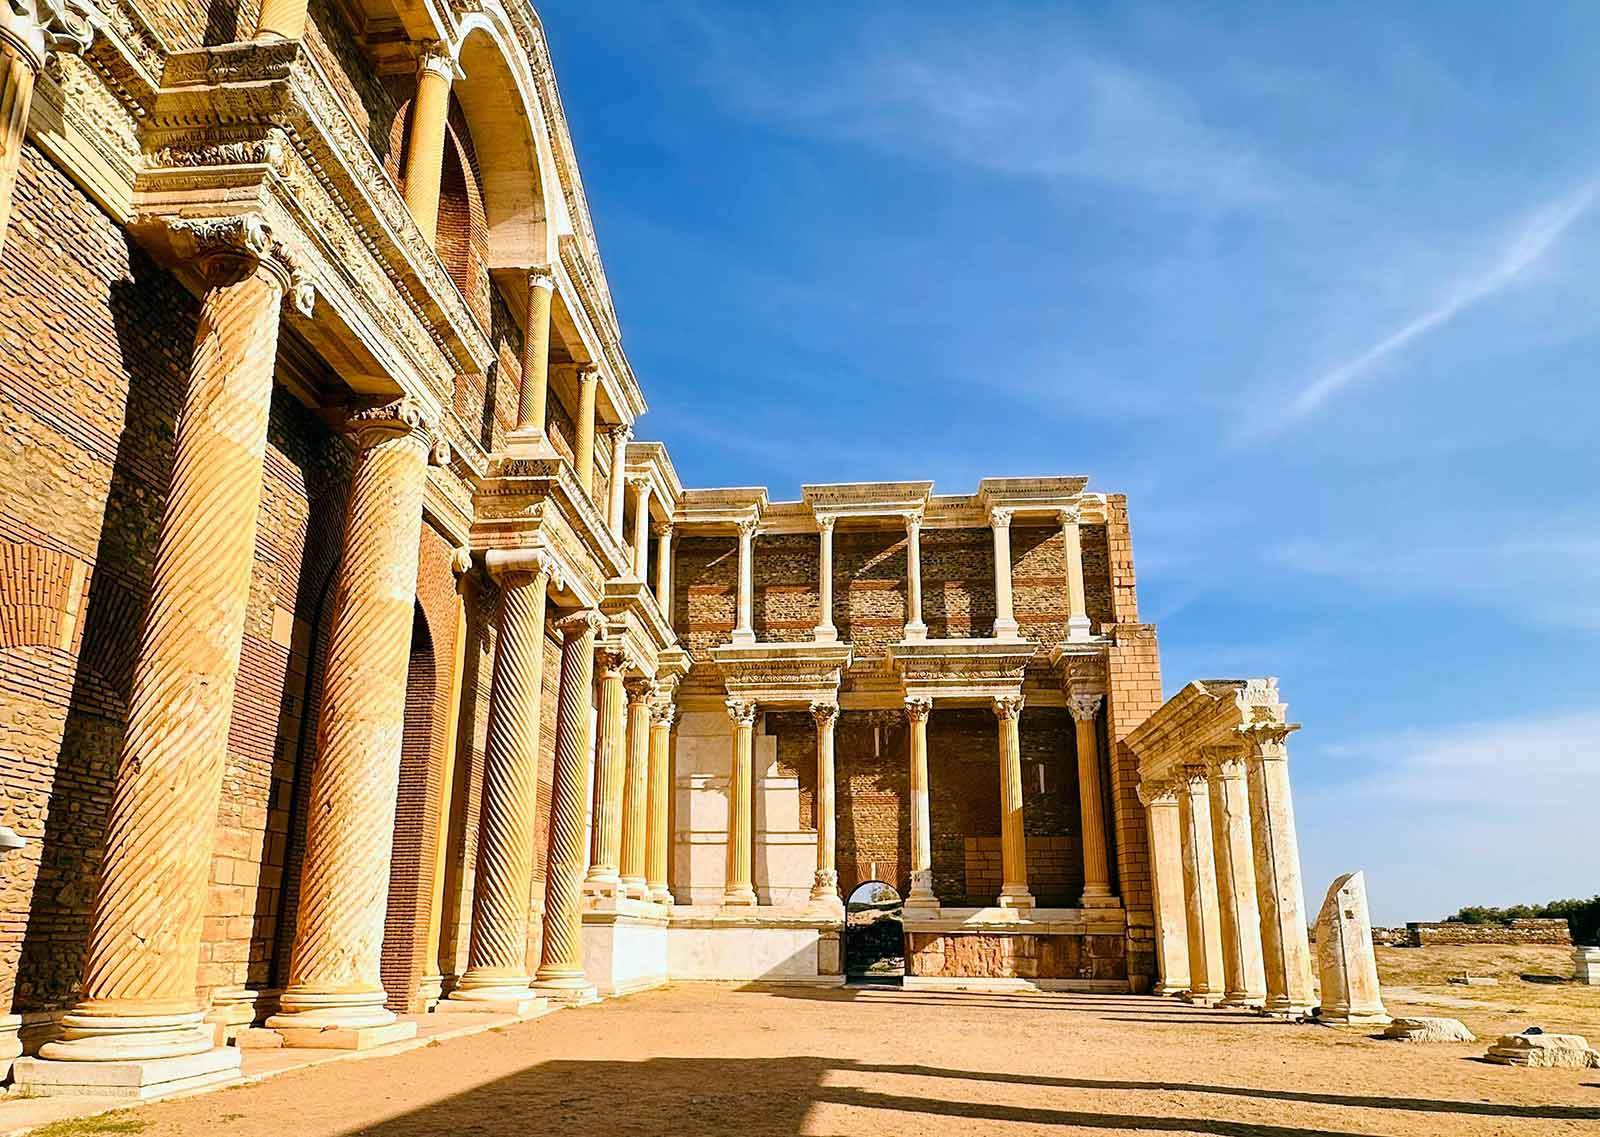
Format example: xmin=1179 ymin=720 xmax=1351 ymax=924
xmin=0 ymin=0 xmax=96 ymax=252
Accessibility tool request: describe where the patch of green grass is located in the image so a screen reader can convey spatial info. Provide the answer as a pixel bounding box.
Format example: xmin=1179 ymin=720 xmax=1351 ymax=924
xmin=29 ymin=1112 xmax=146 ymax=1137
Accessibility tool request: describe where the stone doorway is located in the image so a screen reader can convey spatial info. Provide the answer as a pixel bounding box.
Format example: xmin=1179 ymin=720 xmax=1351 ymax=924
xmin=844 ymin=881 xmax=905 ymax=983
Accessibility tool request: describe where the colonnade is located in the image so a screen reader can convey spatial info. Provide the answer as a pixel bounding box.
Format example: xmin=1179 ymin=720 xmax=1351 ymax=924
xmin=719 ymin=691 xmax=1117 ymax=914
xmin=1138 ymin=726 xmax=1315 ymax=1015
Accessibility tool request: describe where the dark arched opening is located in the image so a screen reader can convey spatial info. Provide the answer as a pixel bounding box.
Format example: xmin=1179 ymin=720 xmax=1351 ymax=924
xmin=844 ymin=880 xmax=905 ymax=984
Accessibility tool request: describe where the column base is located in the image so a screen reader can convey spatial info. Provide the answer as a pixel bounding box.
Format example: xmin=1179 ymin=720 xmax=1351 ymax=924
xmin=270 ymin=1021 xmax=418 ymax=1050
xmin=265 ymin=987 xmax=402 ymax=1043
xmin=997 ymin=890 xmax=1035 ymax=912
xmin=902 ymin=621 xmax=928 ymax=642
xmin=904 ymin=890 xmax=940 ymax=914
xmin=619 ymin=877 xmax=650 ymax=900
xmin=1079 ymin=889 xmax=1120 ymax=909
xmin=1218 ymin=993 xmax=1266 ymax=1009
xmin=1182 ymin=989 xmax=1224 ymax=1006
xmin=440 ymin=991 xmax=548 ymax=1016
xmin=12 ymin=1047 xmax=242 ymax=1100
xmin=649 ymin=886 xmax=676 ymax=906
xmin=418 ymin=972 xmax=444 ymax=1009
xmin=992 ymin=618 xmax=1020 ymax=639
xmin=531 ymin=975 xmax=600 ymax=1006
xmin=1067 ymin=616 xmax=1092 ymax=642
xmin=1316 ymin=1009 xmax=1392 ymax=1026
xmin=0 ymin=1013 xmax=20 ymax=1081
xmin=722 ymin=886 xmax=758 ymax=907
xmin=1152 ymin=981 xmax=1192 ymax=997
xmin=1257 ymin=1001 xmax=1315 ymax=1020
xmin=40 ymin=1008 xmax=217 ymax=1063
xmin=812 ymin=626 xmax=838 ymax=644
xmin=502 ymin=426 xmax=557 ymax=460
xmin=730 ymin=629 xmax=756 ymax=645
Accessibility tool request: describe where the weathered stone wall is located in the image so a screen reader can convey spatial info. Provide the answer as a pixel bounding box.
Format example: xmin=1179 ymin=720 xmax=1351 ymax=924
xmin=921 ymin=528 xmax=994 ymax=640
xmin=906 ymin=930 xmax=1127 ymax=982
xmin=1407 ymin=920 xmax=1573 ymax=947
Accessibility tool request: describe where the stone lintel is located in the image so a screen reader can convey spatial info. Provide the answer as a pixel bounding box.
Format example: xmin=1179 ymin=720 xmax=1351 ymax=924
xmin=471 ymin=455 xmax=630 ymax=603
xmin=803 ymin=480 xmax=934 ymax=527
xmin=710 ymin=641 xmax=852 ymax=707
xmin=1048 ymin=642 xmax=1111 ymax=694
xmin=884 ymin=638 xmax=1036 ymax=702
xmin=976 ymin=476 xmax=1091 ymax=523
xmin=673 ymin=487 xmax=767 ymax=531
xmin=600 ymin=577 xmax=675 ymax=660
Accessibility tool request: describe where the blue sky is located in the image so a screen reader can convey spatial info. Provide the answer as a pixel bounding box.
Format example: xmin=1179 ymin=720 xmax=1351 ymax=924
xmin=538 ymin=1 xmax=1599 ymax=924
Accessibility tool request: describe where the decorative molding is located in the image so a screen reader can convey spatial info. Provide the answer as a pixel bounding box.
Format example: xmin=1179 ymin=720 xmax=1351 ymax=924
xmin=724 ymin=697 xmax=757 ymax=726
xmin=345 ymin=395 xmax=438 ymax=452
xmin=555 ymin=609 xmax=604 ymax=641
xmin=1067 ymin=693 xmax=1103 ymax=723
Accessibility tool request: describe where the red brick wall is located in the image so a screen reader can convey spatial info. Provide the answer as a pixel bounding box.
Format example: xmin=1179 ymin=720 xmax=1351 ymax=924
xmin=921 ymin=528 xmax=994 ymax=640
xmin=753 ymin=533 xmax=819 ymax=641
xmin=674 ymin=535 xmax=735 ymax=697
xmin=836 ymin=530 xmax=906 ymax=657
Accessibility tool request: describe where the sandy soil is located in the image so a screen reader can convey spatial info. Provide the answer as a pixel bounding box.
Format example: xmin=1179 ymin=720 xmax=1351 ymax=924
xmin=71 ymin=981 xmax=1600 ymax=1137
xmin=1377 ymin=944 xmax=1600 ymax=1039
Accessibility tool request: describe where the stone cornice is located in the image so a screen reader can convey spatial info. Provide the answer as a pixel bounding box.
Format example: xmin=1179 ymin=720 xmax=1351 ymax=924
xmin=1124 ymin=677 xmax=1300 ymax=790
xmin=884 ymin=638 xmax=1037 ymax=702
xmin=623 ymin=440 xmax=682 ymax=518
xmin=674 ymin=486 xmax=767 ymax=532
xmin=691 ymin=480 xmax=1113 ymax=535
xmin=710 ymin=641 xmax=853 ymax=707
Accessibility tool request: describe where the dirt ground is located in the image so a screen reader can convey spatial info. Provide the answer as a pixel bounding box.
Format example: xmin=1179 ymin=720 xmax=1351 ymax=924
xmin=1377 ymin=944 xmax=1600 ymax=1039
xmin=49 ymin=970 xmax=1600 ymax=1137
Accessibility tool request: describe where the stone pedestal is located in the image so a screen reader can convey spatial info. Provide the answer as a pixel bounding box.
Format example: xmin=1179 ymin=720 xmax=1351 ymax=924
xmin=1574 ymin=946 xmax=1600 ymax=985
xmin=582 ymin=902 xmax=670 ymax=996
xmin=1 ymin=1012 xmax=21 ymax=1080
xmin=1245 ymin=727 xmax=1316 ymax=1016
xmin=1138 ymin=783 xmax=1191 ymax=996
xmin=12 ymin=1047 xmax=242 ymax=1100
xmin=666 ymin=908 xmax=842 ymax=984
xmin=902 ymin=907 xmax=1131 ymax=993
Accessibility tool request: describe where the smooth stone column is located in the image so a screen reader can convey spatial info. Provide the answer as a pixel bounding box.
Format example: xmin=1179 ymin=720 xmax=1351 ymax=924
xmin=618 ymin=677 xmax=654 ymax=899
xmin=534 ymin=611 xmax=602 ymax=1003
xmin=1244 ymin=725 xmax=1316 ymax=1015
xmin=0 ymin=0 xmax=92 ymax=253
xmin=445 ymin=555 xmax=550 ymax=1015
xmin=29 ymin=218 xmax=290 ymax=1087
xmin=606 ymin=425 xmax=631 ymax=540
xmin=583 ymin=645 xmax=630 ymax=901
xmin=989 ymin=507 xmax=1018 ymax=638
xmin=1206 ymin=751 xmax=1267 ymax=1008
xmin=902 ymin=511 xmax=927 ymax=642
xmin=574 ymin=368 xmax=599 ymax=498
xmin=1061 ymin=509 xmax=1091 ymax=641
xmin=267 ymin=398 xmax=433 ymax=1047
xmin=807 ymin=702 xmax=842 ymax=915
xmin=1137 ymin=781 xmax=1191 ymax=996
xmin=506 ymin=269 xmax=556 ymax=455
xmin=903 ymin=698 xmax=938 ymax=913
xmin=731 ymin=516 xmax=757 ymax=644
xmin=1176 ymin=765 xmax=1226 ymax=1005
xmin=723 ymin=698 xmax=758 ymax=906
xmin=814 ymin=516 xmax=837 ymax=643
xmin=654 ymin=522 xmax=674 ymax=621
xmin=1068 ymin=692 xmax=1117 ymax=907
xmin=629 ymin=476 xmax=652 ymax=578
xmin=993 ymin=695 xmax=1034 ymax=911
xmin=400 ymin=42 xmax=455 ymax=244
xmin=646 ymin=701 xmax=676 ymax=905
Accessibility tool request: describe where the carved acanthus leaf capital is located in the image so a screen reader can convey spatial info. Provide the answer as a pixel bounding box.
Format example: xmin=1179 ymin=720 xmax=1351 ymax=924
xmin=815 ymin=514 xmax=836 ymax=535
xmin=652 ymin=520 xmax=674 ymax=540
xmin=1136 ymin=779 xmax=1177 ymax=807
xmin=624 ymin=676 xmax=657 ymax=703
xmin=345 ymin=395 xmax=439 ymax=453
xmin=416 ymin=38 xmax=455 ymax=79
xmin=165 ymin=214 xmax=312 ymax=312
xmin=809 ymin=700 xmax=839 ymax=727
xmin=595 ymin=644 xmax=633 ymax=677
xmin=2 ymin=0 xmax=97 ymax=70
xmin=901 ymin=509 xmax=923 ymax=535
xmin=1067 ymin=693 xmax=1103 ymax=722
xmin=555 ymin=609 xmax=604 ymax=641
xmin=576 ymin=366 xmax=601 ymax=388
xmin=1057 ymin=507 xmax=1080 ymax=528
xmin=735 ymin=515 xmax=759 ymax=539
xmin=450 ymin=546 xmax=473 ymax=577
xmin=989 ymin=507 xmax=1014 ymax=529
xmin=991 ymin=694 xmax=1024 ymax=721
xmin=903 ymin=696 xmax=933 ymax=723
xmin=650 ymin=701 xmax=678 ymax=727
xmin=527 ymin=266 xmax=556 ymax=293
xmin=606 ymin=423 xmax=633 ymax=448
xmin=725 ymin=697 xmax=758 ymax=726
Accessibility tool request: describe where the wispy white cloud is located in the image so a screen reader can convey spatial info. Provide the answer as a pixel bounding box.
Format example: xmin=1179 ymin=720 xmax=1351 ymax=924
xmin=667 ymin=5 xmax=1284 ymax=206
xmin=1298 ymin=709 xmax=1600 ymax=922
xmin=1260 ymin=177 xmax=1600 ymax=432
xmin=1269 ymin=528 xmax=1600 ymax=632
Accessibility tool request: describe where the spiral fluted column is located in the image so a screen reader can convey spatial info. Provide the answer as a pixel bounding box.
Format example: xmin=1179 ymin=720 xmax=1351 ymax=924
xmin=583 ymin=646 xmax=629 ymax=901
xmin=38 ymin=218 xmax=292 ymax=1072
xmin=723 ymin=698 xmax=758 ymax=906
xmin=646 ymin=701 xmax=676 ymax=904
xmin=401 ymin=42 xmax=455 ymax=244
xmin=1069 ymin=693 xmax=1117 ymax=907
xmin=993 ymin=695 xmax=1034 ymax=911
xmin=267 ymin=398 xmax=433 ymax=1044
xmin=447 ymin=556 xmax=550 ymax=1013
xmin=535 ymin=611 xmax=601 ymax=1001
xmin=807 ymin=702 xmax=842 ymax=914
xmin=619 ymin=677 xmax=654 ymax=898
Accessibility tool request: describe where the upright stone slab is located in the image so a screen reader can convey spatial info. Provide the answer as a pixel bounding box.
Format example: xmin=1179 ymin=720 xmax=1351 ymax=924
xmin=1574 ymin=946 xmax=1600 ymax=986
xmin=1314 ymin=870 xmax=1389 ymax=1025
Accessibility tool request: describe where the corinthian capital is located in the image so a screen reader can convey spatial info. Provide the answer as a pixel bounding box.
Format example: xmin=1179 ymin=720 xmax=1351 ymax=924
xmin=809 ymin=700 xmax=839 ymax=727
xmin=556 ymin=609 xmax=604 ymax=642
xmin=903 ymin=696 xmax=933 ymax=724
xmin=416 ymin=39 xmax=455 ymax=80
xmin=345 ymin=395 xmax=439 ymax=452
xmin=991 ymin=694 xmax=1024 ymax=721
xmin=2 ymin=0 xmax=96 ymax=71
xmin=725 ymin=697 xmax=758 ymax=726
xmin=735 ymin=515 xmax=759 ymax=539
xmin=1067 ymin=693 xmax=1103 ymax=722
xmin=165 ymin=214 xmax=312 ymax=311
xmin=989 ymin=507 xmax=1013 ymax=529
xmin=528 ymin=266 xmax=556 ymax=293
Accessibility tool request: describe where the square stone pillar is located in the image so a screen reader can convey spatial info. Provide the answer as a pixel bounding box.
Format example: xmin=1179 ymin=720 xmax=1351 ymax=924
xmin=1138 ymin=781 xmax=1191 ymax=996
xmin=1244 ymin=725 xmax=1316 ymax=1015
xmin=1176 ymin=765 xmax=1226 ymax=1004
xmin=1205 ymin=750 xmax=1267 ymax=1008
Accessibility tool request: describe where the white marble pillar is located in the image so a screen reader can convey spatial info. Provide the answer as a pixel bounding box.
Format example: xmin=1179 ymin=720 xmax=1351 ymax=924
xmin=1138 ymin=781 xmax=1191 ymax=996
xmin=807 ymin=702 xmax=843 ymax=915
xmin=903 ymin=511 xmax=927 ymax=642
xmin=1206 ymin=750 xmax=1267 ymax=1007
xmin=989 ymin=507 xmax=1018 ymax=638
xmin=629 ymin=476 xmax=652 ymax=579
xmin=1061 ymin=509 xmax=1091 ymax=642
xmin=606 ymin=425 xmax=631 ymax=541
xmin=723 ymin=698 xmax=758 ymax=905
xmin=732 ymin=516 xmax=757 ymax=644
xmin=1244 ymin=725 xmax=1316 ymax=1015
xmin=903 ymin=697 xmax=938 ymax=912
xmin=654 ymin=522 xmax=674 ymax=622
xmin=574 ymin=369 xmax=599 ymax=500
xmin=1068 ymin=692 xmax=1116 ymax=907
xmin=1176 ymin=765 xmax=1225 ymax=1004
xmin=814 ymin=516 xmax=837 ymax=643
xmin=993 ymin=694 xmax=1034 ymax=911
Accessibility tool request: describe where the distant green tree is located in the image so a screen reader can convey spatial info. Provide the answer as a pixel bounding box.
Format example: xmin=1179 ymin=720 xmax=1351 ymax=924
xmin=1444 ymin=895 xmax=1600 ymax=944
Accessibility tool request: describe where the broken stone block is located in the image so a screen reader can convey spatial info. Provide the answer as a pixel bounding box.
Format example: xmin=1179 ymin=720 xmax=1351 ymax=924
xmin=1573 ymin=946 xmax=1600 ymax=986
xmin=1383 ymin=1016 xmax=1475 ymax=1043
xmin=1484 ymin=1032 xmax=1600 ymax=1068
xmin=1448 ymin=973 xmax=1499 ymax=986
xmin=1314 ymin=870 xmax=1390 ymax=1025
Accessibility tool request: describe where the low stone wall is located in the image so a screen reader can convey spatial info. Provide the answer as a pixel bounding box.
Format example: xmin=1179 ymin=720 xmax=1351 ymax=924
xmin=906 ymin=931 xmax=1126 ymax=983
xmin=1406 ymin=919 xmax=1572 ymax=947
